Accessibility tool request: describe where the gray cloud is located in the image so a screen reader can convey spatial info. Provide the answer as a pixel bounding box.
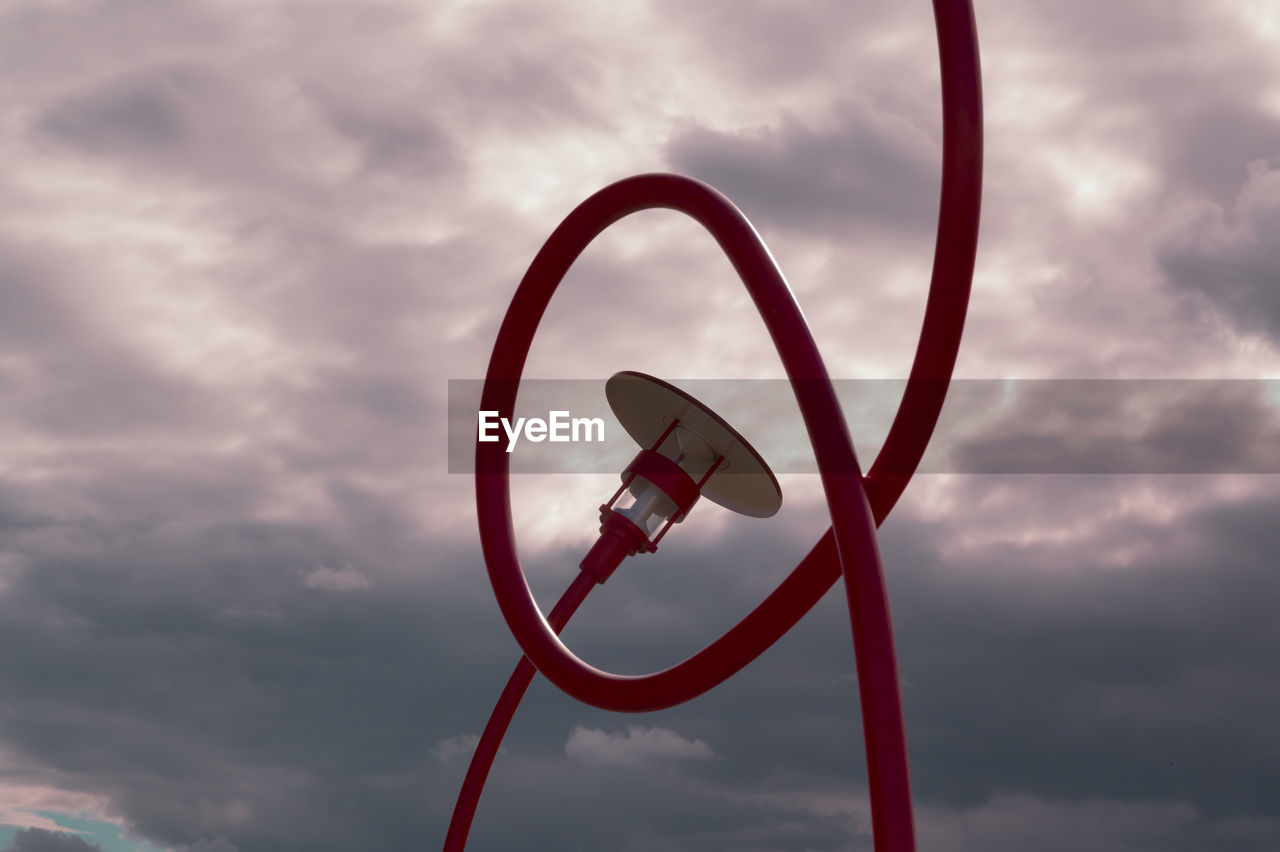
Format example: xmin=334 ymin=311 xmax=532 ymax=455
xmin=564 ymin=724 xmax=715 ymax=767
xmin=443 ymin=479 xmax=1280 ymax=849
xmin=983 ymin=2 xmax=1280 ymax=205
xmin=40 ymin=71 xmax=190 ymax=153
xmin=182 ymin=840 xmax=238 ymax=852
xmin=0 ymin=240 xmax=226 ymax=444
xmin=943 ymin=380 xmax=1280 ymax=474
xmin=311 ymin=87 xmax=458 ymax=179
xmin=1158 ymin=158 xmax=1280 ymax=341
xmin=4 ymin=830 xmax=102 ymax=852
xmin=0 ymin=512 xmax=499 ymax=850
xmin=648 ymin=0 xmax=925 ymax=91
xmin=4 ymin=447 xmax=1280 ymax=850
xmin=889 ymin=482 xmax=1280 ymax=829
xmin=668 ymin=102 xmax=939 ymax=235
xmin=4 ymin=0 xmax=1280 ymax=850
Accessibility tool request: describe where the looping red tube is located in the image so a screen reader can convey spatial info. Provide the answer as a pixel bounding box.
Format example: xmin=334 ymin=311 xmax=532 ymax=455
xmin=473 ymin=2 xmax=981 ymax=849
xmin=479 ymin=171 xmax=881 ymax=701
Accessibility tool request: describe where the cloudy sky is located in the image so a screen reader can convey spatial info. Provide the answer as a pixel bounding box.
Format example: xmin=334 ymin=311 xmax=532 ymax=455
xmin=3 ymin=0 xmax=1280 ymax=850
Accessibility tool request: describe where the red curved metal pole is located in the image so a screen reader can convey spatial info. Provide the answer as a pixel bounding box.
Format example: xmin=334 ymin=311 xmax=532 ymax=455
xmin=444 ymin=571 xmax=596 ymax=851
xmin=476 ymin=174 xmax=877 ymax=708
xmin=476 ymin=170 xmax=912 ymax=842
xmin=459 ymin=1 xmax=982 ymax=849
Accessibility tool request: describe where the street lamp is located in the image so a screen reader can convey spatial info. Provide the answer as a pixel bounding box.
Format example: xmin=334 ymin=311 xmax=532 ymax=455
xmin=450 ymin=2 xmax=982 ymax=848
xmin=580 ymin=371 xmax=781 ymax=584
xmin=445 ymin=367 xmax=783 ymax=852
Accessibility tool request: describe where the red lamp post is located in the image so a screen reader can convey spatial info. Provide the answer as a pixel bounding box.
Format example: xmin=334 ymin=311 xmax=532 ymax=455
xmin=580 ymin=371 xmax=782 ymax=584
xmin=448 ymin=2 xmax=982 ymax=849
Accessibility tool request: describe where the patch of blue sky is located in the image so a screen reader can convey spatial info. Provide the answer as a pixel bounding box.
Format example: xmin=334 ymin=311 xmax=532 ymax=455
xmin=0 ymin=813 xmax=171 ymax=852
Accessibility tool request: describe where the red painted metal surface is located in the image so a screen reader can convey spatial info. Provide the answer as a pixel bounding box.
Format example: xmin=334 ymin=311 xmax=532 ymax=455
xmin=456 ymin=1 xmax=982 ymax=849
xmin=625 ymin=449 xmax=700 ymax=519
xmin=443 ymin=571 xmax=597 ymax=850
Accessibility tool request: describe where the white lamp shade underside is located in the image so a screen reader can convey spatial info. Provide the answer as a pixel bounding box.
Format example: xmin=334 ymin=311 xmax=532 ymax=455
xmin=605 ymin=371 xmax=783 ymax=518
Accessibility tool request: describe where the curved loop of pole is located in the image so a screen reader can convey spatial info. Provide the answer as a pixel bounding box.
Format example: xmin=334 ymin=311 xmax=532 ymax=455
xmin=471 ymin=2 xmax=981 ymax=850
xmin=479 ymin=170 xmax=882 ymax=705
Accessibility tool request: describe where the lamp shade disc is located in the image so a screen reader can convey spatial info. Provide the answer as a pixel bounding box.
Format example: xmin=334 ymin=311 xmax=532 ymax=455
xmin=605 ymin=371 xmax=782 ymax=518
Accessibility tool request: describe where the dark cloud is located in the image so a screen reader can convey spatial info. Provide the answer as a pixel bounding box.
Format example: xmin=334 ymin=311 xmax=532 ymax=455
xmin=40 ymin=72 xmax=189 ymax=153
xmin=889 ymin=481 xmax=1280 ymax=828
xmin=668 ymin=102 xmax=939 ymax=236
xmin=29 ymin=61 xmax=277 ymax=188
xmin=312 ymin=89 xmax=458 ymax=178
xmin=458 ymin=752 xmax=868 ymax=851
xmin=39 ymin=60 xmax=463 ymax=184
xmin=943 ymin=380 xmax=1280 ymax=474
xmin=0 ymin=241 xmax=225 ymax=443
xmin=0 ymin=508 xmax=502 ymax=850
xmin=437 ymin=478 xmax=1280 ymax=850
xmin=4 ymin=829 xmax=102 ymax=852
xmin=1157 ymin=158 xmax=1280 ymax=341
xmin=982 ymin=2 xmax=1280 ymax=206
xmin=273 ymin=1 xmax=612 ymax=142
xmin=1161 ymin=105 xmax=1280 ymax=207
xmin=4 ymin=0 xmax=1280 ymax=850
xmin=4 ymin=445 xmax=1280 ymax=850
xmin=649 ymin=0 xmax=924 ymax=91
xmin=182 ymin=840 xmax=238 ymax=852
